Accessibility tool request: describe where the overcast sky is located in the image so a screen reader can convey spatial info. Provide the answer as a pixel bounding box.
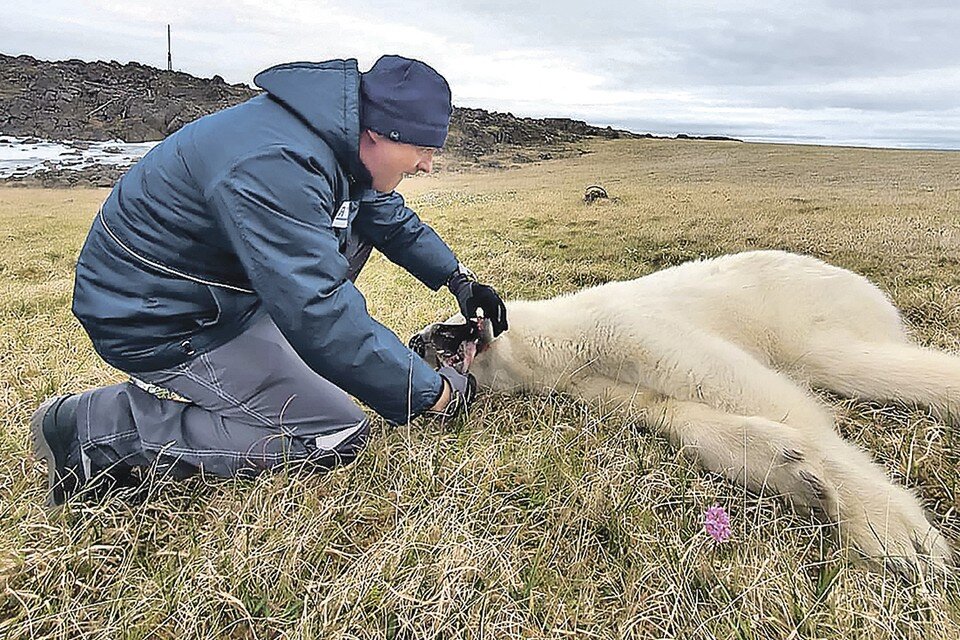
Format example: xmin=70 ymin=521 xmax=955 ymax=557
xmin=4 ymin=1 xmax=959 ymax=149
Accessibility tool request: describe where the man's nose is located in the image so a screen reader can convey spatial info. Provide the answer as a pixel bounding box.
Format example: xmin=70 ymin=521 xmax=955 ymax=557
xmin=417 ymin=156 xmax=434 ymax=174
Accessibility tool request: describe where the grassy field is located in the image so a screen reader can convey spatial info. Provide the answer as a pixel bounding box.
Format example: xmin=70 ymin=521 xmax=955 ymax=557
xmin=2 ymin=138 xmax=960 ymax=638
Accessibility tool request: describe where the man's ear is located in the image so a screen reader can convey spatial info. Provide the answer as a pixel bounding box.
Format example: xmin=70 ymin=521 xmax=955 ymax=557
xmin=364 ymin=129 xmax=382 ymax=143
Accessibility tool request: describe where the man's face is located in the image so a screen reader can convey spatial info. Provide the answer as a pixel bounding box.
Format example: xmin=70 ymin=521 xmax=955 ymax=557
xmin=359 ymin=130 xmax=437 ymax=192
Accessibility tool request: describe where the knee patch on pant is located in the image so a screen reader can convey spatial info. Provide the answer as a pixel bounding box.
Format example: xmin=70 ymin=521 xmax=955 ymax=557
xmin=303 ymin=418 xmax=370 ymax=472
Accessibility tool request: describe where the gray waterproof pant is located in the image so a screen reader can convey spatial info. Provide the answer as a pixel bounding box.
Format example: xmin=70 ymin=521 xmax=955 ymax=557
xmin=76 ymin=239 xmax=375 ymax=479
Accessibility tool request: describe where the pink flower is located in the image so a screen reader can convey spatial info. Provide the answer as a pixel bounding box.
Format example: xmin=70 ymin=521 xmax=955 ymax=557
xmin=704 ymin=505 xmax=731 ymax=543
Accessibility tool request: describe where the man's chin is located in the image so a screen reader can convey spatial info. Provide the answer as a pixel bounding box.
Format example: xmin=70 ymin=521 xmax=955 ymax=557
xmin=373 ymin=177 xmax=403 ymax=193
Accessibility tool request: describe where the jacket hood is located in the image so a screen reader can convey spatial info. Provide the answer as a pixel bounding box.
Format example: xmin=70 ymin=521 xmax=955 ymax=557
xmin=253 ymin=59 xmax=368 ymax=183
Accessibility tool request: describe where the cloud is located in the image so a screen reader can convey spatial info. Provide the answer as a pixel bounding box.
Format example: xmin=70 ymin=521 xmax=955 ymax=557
xmin=3 ymin=0 xmax=959 ymax=148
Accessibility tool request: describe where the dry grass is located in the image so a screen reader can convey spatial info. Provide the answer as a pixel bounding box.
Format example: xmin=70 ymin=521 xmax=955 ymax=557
xmin=2 ymin=138 xmax=960 ymax=638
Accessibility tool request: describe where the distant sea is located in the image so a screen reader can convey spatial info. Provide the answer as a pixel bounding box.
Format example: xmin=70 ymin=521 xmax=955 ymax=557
xmin=734 ymin=133 xmax=960 ymax=151
xmin=1 ymin=128 xmax=957 ymax=180
xmin=0 ymin=137 xmax=160 ymax=179
xmin=604 ymin=119 xmax=960 ymax=152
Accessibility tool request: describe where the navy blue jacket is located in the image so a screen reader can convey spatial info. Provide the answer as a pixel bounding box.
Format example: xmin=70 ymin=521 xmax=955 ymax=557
xmin=72 ymin=59 xmax=459 ymax=424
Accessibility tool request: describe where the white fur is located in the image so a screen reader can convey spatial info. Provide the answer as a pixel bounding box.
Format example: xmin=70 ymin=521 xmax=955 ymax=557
xmin=467 ymin=250 xmax=956 ymax=576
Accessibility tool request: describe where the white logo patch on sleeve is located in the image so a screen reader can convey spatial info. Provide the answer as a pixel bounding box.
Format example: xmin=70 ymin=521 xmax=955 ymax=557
xmin=332 ymin=201 xmax=352 ymax=229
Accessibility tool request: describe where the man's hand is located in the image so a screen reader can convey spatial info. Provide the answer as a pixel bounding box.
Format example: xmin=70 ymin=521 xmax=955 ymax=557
xmin=426 ymin=366 xmax=477 ymax=420
xmin=447 ymin=266 xmax=508 ymax=336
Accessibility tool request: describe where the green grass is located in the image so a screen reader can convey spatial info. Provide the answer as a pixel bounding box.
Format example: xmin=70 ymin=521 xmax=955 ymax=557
xmin=3 ymin=138 xmax=960 ymax=638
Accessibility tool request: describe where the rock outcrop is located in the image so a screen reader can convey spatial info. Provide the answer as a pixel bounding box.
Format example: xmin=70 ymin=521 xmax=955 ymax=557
xmin=0 ymin=53 xmax=735 ymax=186
xmin=1 ymin=53 xmax=639 ymax=152
xmin=1 ymin=54 xmax=258 ymax=142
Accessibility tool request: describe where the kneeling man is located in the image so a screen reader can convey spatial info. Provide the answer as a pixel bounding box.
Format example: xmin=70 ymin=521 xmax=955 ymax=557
xmin=31 ymin=55 xmax=507 ymax=505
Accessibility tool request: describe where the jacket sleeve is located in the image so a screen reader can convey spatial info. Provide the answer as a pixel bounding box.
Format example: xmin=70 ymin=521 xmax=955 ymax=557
xmin=352 ymin=189 xmax=460 ymax=290
xmin=205 ymin=145 xmax=443 ymax=424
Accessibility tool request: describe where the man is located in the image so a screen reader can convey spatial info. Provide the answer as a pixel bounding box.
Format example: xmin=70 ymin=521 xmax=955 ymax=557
xmin=30 ymin=55 xmax=508 ymax=506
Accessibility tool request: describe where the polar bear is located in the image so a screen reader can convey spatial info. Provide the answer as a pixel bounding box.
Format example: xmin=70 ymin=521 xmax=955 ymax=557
xmin=412 ymin=250 xmax=957 ymax=577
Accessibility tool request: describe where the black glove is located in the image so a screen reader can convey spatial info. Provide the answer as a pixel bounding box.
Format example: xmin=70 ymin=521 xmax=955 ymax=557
xmin=447 ymin=266 xmax=508 ymax=337
xmin=425 ymin=366 xmax=477 ymax=421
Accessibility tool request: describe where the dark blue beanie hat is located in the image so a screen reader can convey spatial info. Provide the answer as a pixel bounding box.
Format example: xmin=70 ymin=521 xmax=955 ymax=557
xmin=360 ymin=55 xmax=452 ymax=148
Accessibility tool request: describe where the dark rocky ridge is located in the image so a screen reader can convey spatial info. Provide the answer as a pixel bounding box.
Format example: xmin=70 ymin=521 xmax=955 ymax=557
xmin=0 ymin=53 xmax=737 ymax=187
xmin=0 ymin=54 xmax=259 ymax=142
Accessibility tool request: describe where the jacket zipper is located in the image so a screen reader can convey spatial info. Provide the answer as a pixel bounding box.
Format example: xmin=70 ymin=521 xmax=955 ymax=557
xmin=97 ymin=208 xmax=256 ymax=294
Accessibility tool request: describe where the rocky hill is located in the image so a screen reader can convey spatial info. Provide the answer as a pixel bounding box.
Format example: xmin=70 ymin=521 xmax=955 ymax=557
xmin=0 ymin=53 xmax=738 ymax=186
xmin=0 ymin=54 xmax=259 ymax=142
xmin=0 ymin=54 xmax=652 ymax=178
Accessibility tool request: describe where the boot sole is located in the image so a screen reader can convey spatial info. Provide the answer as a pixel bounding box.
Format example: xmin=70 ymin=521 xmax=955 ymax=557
xmin=30 ymin=396 xmax=66 ymax=507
